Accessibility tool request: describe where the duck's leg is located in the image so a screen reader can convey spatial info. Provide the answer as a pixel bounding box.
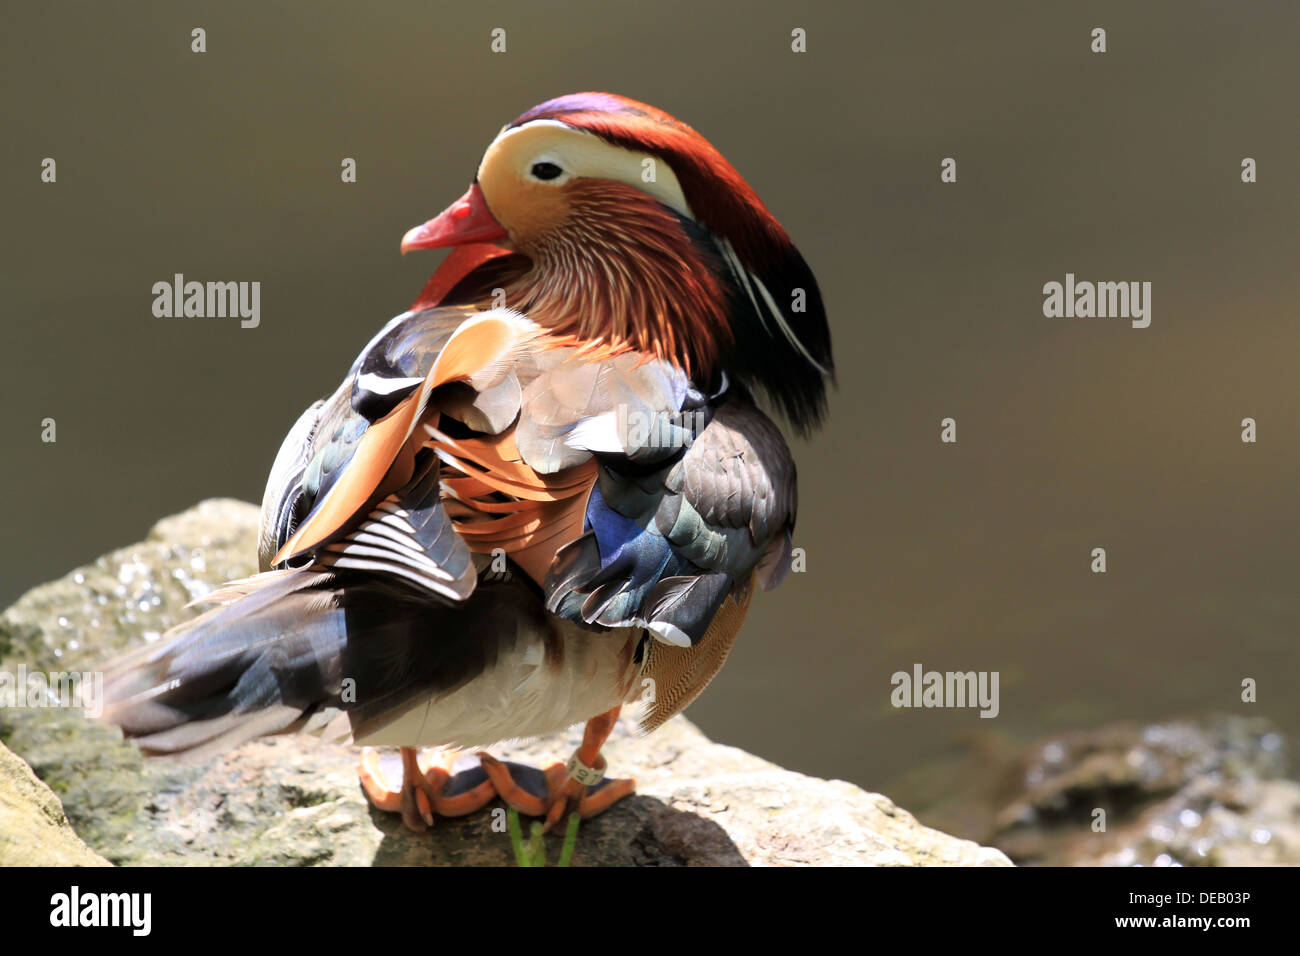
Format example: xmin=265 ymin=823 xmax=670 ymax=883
xmin=477 ymin=706 xmax=636 ymax=832
xmin=359 ymin=746 xmax=497 ymax=831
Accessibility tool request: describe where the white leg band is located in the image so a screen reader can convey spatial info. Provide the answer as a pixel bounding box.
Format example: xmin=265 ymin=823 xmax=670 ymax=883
xmin=566 ymin=752 xmax=606 ymax=787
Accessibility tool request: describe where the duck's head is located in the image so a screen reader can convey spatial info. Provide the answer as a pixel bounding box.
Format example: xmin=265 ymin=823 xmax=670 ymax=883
xmin=402 ymin=93 xmax=834 ymax=431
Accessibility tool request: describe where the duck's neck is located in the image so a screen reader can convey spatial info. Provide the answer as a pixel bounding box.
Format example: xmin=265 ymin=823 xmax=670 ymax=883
xmin=500 ymin=182 xmax=732 ymax=379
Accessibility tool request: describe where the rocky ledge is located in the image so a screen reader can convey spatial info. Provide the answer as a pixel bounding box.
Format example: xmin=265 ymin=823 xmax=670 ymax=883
xmin=897 ymin=712 xmax=1300 ymax=866
xmin=0 ymin=499 xmax=1009 ymax=867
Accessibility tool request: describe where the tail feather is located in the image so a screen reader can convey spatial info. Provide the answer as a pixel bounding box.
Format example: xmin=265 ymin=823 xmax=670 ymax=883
xmin=97 ymin=568 xmax=547 ymax=760
xmin=100 ymin=569 xmax=345 ymax=758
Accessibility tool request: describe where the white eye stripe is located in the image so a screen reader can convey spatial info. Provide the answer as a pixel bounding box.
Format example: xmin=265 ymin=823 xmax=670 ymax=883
xmin=498 ymin=118 xmax=573 ymax=137
xmin=479 ymin=118 xmax=693 ymax=220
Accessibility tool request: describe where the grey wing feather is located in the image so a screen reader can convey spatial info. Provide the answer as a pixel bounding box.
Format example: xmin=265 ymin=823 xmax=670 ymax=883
xmin=258 ymin=398 xmax=327 ymax=571
xmin=545 ymin=398 xmax=798 ymax=645
xmin=659 ymin=400 xmax=797 ymax=582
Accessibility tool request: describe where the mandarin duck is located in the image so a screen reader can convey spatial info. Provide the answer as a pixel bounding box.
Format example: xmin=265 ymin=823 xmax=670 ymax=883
xmin=100 ymin=93 xmax=834 ymax=833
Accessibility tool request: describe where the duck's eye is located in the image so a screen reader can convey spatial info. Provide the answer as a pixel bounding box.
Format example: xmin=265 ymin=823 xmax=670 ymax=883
xmin=530 ymin=161 xmax=563 ymax=181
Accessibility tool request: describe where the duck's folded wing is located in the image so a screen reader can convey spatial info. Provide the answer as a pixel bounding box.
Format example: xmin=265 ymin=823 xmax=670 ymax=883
xmin=257 ymin=305 xmax=541 ymax=599
xmin=542 ymin=398 xmax=797 ymax=646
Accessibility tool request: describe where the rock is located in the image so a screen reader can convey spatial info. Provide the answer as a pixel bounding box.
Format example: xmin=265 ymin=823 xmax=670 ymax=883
xmin=0 ymin=740 xmax=110 ymax=866
xmin=0 ymin=498 xmax=1010 ymax=867
xmin=896 ymin=714 xmax=1300 ymax=866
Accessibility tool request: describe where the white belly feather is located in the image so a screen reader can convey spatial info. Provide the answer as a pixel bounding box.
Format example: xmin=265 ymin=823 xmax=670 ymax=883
xmin=350 ymin=622 xmax=644 ymax=749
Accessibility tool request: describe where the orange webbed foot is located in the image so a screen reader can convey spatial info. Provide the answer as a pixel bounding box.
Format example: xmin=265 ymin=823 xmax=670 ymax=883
xmin=359 ymin=708 xmax=635 ymax=834
xmin=359 ymin=746 xmax=496 ymax=832
xmin=477 ymin=751 xmax=635 ymax=832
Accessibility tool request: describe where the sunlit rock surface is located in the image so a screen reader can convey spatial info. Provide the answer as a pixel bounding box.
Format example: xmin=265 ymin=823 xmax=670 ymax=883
xmin=0 ymin=740 xmax=109 ymax=866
